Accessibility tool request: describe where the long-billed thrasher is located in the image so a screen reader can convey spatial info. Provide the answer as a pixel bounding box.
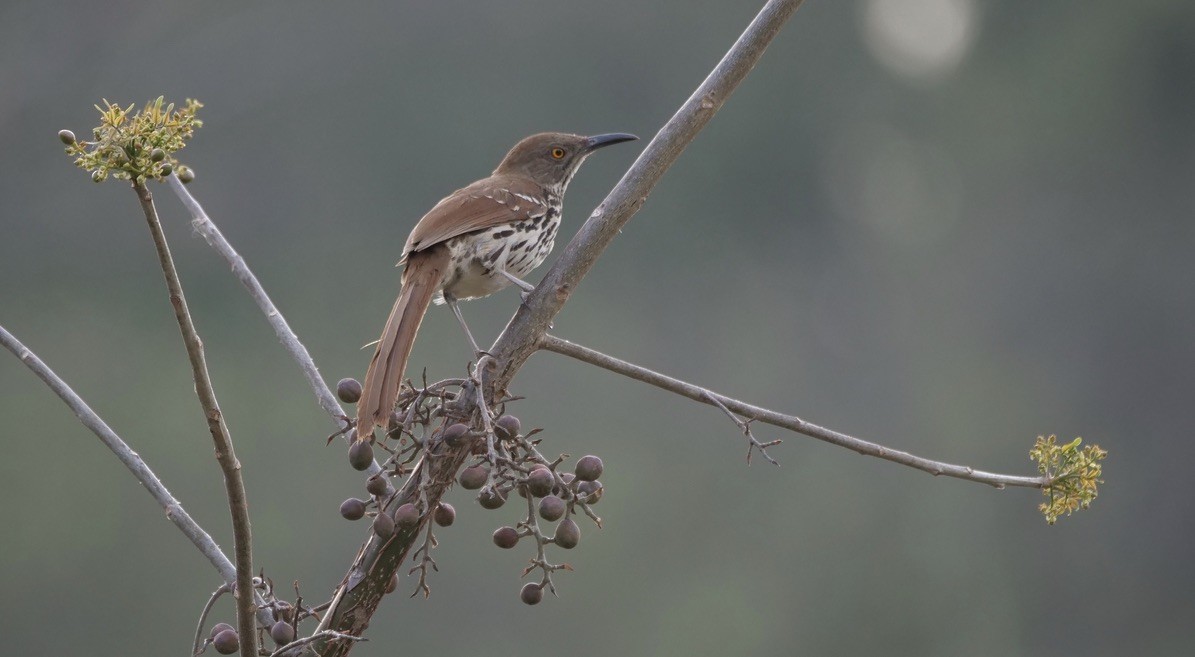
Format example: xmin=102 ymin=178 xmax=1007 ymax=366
xmin=356 ymin=131 xmax=638 ymax=440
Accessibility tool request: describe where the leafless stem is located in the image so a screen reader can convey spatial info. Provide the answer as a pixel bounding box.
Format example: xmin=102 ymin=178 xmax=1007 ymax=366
xmin=164 ymin=175 xmax=383 ymax=476
xmin=192 ymin=583 xmax=230 ymax=656
xmin=539 ymin=334 xmax=1049 ymax=489
xmin=133 ymin=181 xmax=259 ymax=657
xmin=1 ymin=324 xmax=276 ymax=629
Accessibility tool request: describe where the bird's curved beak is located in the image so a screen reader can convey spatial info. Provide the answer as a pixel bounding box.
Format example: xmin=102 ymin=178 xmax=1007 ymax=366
xmin=583 ymin=133 xmax=639 ymax=153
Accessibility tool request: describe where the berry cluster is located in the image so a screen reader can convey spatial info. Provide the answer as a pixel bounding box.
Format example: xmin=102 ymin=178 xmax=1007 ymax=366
xmin=334 ymin=375 xmax=606 ymax=604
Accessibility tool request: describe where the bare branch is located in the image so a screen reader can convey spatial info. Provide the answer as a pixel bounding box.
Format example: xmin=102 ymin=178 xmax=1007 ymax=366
xmin=133 ymin=181 xmax=259 ymax=657
xmin=0 ymin=324 xmax=276 ymax=628
xmin=539 ymin=334 xmax=1050 ymax=489
xmin=192 ymin=583 xmax=230 ymax=656
xmin=164 ymin=174 xmax=383 ymax=476
xmin=486 ymin=0 xmax=807 ymax=394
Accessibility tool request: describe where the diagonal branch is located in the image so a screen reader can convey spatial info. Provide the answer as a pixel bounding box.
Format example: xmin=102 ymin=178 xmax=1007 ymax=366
xmin=539 ymin=334 xmax=1049 ymax=489
xmin=0 ymin=324 xmax=275 ymax=628
xmin=165 ymin=174 xmax=383 ymax=477
xmin=133 ymin=181 xmax=259 ymax=657
xmin=486 ymin=0 xmax=807 ymax=394
xmin=310 ymin=1 xmax=808 ymax=653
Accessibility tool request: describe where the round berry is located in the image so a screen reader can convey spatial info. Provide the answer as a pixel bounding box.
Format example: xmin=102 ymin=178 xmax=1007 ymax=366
xmin=372 ymin=511 xmax=395 ymax=538
xmin=270 ymin=620 xmax=295 ymax=646
xmin=365 ymin=474 xmax=388 ymax=497
xmin=525 ymin=467 xmax=554 ymax=498
xmin=554 ymin=518 xmax=580 ymax=549
xmin=336 ymin=378 xmax=362 ymax=404
xmin=493 ymin=526 xmax=519 ymax=549
xmin=494 ymin=415 xmax=521 ymax=440
xmin=213 ymin=629 xmax=239 ymax=654
xmin=520 ymin=582 xmax=544 ymax=605
xmin=394 ymin=503 xmax=420 ymax=529
xmin=538 ymin=495 xmax=566 ymax=522
xmin=478 ymin=488 xmax=506 ymax=510
xmin=442 ymin=423 xmax=470 ymax=445
xmin=209 ymin=623 xmax=234 ymax=639
xmin=339 ymin=498 xmax=367 ymax=521
xmin=433 ymin=503 xmax=456 ymax=527
xmin=459 ymin=465 xmax=488 ymax=490
xmin=577 ymin=480 xmax=603 ymax=505
xmin=348 ymin=440 xmax=374 ymax=471
xmin=58 ymin=129 xmax=76 ymax=145
xmin=575 ymin=455 xmax=603 ymax=482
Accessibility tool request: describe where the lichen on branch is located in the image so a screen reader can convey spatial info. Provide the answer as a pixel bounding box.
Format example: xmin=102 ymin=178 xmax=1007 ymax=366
xmin=61 ymin=96 xmax=200 ymax=185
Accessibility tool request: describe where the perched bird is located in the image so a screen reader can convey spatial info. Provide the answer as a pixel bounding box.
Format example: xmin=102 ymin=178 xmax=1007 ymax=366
xmin=356 ymin=131 xmax=638 ymax=439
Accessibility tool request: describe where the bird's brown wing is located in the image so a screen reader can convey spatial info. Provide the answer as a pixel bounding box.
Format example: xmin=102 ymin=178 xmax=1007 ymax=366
xmin=399 ymin=175 xmax=549 ymax=264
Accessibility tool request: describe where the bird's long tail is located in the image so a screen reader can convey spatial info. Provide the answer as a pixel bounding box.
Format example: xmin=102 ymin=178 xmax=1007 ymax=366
xmin=357 ymin=246 xmax=451 ymax=439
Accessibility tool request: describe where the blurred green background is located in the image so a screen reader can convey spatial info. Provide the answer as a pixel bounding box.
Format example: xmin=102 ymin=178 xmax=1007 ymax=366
xmin=2 ymin=0 xmax=1192 ymax=655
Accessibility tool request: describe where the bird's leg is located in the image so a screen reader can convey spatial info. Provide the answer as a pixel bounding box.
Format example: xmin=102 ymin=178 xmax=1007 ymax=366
xmin=498 ymin=268 xmax=537 ymax=297
xmin=444 ymin=294 xmax=482 ymax=357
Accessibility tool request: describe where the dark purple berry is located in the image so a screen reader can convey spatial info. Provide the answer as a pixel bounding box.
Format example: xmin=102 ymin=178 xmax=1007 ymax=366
xmin=394 ymin=503 xmax=420 ymax=529
xmin=373 ymin=511 xmax=395 ymax=538
xmin=494 ymin=415 xmax=521 ymax=440
xmin=442 ymin=423 xmax=470 ymax=445
xmin=493 ymin=526 xmax=519 ymax=549
xmin=213 ymin=629 xmax=239 ymax=654
xmin=270 ymin=620 xmax=295 ymax=646
xmin=577 ymin=480 xmax=603 ymax=505
xmin=337 ymin=378 xmax=362 ymax=404
xmin=459 ymin=465 xmax=488 ymax=490
xmin=538 ymin=495 xmax=566 ymax=522
xmin=58 ymin=129 xmax=76 ymax=145
xmin=348 ymin=440 xmax=374 ymax=471
xmin=554 ymin=517 xmax=580 ymax=549
xmin=340 ymin=498 xmax=366 ymax=521
xmin=575 ymin=455 xmax=603 ymax=482
xmin=478 ymin=488 xmax=506 ymax=510
xmin=526 ymin=467 xmax=554 ymax=498
xmin=209 ymin=623 xmax=234 ymax=640
xmin=433 ymin=503 xmax=456 ymax=527
xmin=520 ymin=582 xmax=544 ymax=605
xmin=365 ymin=474 xmax=388 ymax=496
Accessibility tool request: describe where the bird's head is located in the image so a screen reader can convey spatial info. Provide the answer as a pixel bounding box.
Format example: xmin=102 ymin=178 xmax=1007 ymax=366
xmin=494 ymin=132 xmax=638 ymax=190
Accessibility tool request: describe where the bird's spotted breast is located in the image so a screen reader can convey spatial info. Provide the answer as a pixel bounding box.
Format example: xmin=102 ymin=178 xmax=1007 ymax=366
xmin=436 ymin=196 xmax=562 ymax=302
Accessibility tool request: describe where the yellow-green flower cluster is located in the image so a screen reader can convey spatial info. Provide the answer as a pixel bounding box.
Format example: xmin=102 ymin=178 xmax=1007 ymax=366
xmin=62 ymin=97 xmax=201 ymax=185
xmin=1029 ymin=435 xmax=1107 ymax=524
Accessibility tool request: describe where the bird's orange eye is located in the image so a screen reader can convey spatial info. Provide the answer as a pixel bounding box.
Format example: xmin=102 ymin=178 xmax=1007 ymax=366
xmin=551 ymin=148 xmax=566 ymax=159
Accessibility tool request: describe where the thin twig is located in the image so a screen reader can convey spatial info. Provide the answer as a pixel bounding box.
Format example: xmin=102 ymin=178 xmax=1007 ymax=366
xmin=165 ymin=174 xmax=383 ymax=477
xmin=0 ymin=324 xmax=275 ymax=628
xmin=486 ymin=0 xmax=808 ymax=394
xmin=133 ymin=181 xmax=259 ymax=657
xmin=192 ymin=583 xmax=230 ymax=656
xmin=539 ymin=334 xmax=1049 ymax=490
xmin=701 ymin=392 xmax=781 ymax=466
